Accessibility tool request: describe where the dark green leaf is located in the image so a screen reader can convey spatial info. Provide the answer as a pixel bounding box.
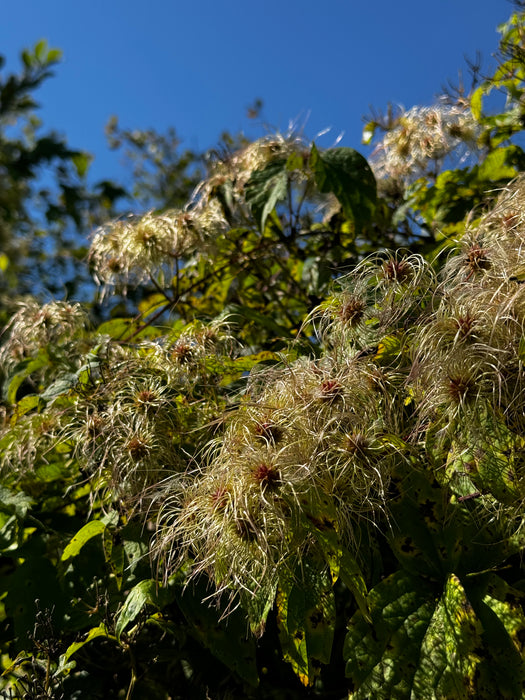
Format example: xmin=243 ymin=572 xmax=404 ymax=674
xmin=310 ymin=144 xmax=376 ymax=229
xmin=115 ymin=579 xmax=175 ymax=641
xmin=277 ymin=562 xmax=336 ymax=686
xmin=176 ymin=579 xmax=259 ymax=686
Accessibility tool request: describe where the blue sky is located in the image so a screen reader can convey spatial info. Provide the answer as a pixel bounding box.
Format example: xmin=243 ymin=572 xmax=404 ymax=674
xmin=1 ymin=0 xmax=513 ymax=188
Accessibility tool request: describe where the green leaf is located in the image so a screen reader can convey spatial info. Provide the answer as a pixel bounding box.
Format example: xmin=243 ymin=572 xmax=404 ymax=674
xmin=40 ymin=373 xmax=78 ymax=401
xmin=0 ymin=488 xmax=34 ymax=552
xmin=299 ymin=490 xmax=341 ymax=581
xmin=61 ymin=520 xmax=106 ymax=561
xmin=4 ymin=557 xmax=63 ymax=646
xmin=301 ymin=256 xmax=332 ymax=296
xmin=14 ymin=394 xmax=44 ymax=418
xmin=286 ymin=151 xmax=305 ymax=171
xmin=71 ymin=152 xmax=92 ymax=177
xmin=21 ymin=49 xmax=33 ymax=68
xmin=222 ymin=303 xmax=292 ymax=339
xmin=109 ymin=543 xmax=125 ymax=590
xmin=34 ymin=39 xmax=48 ymax=62
xmin=277 ymin=572 xmax=309 ymax=685
xmin=345 ymin=571 xmax=435 ymax=698
xmin=471 ymin=87 xmax=483 ymax=121
xmin=138 ymin=293 xmax=168 ymax=317
xmin=245 ymin=158 xmax=288 ymax=231
xmin=96 ymin=317 xmax=161 ymax=340
xmin=373 ymin=334 xmax=402 ymax=365
xmin=115 ymin=579 xmax=175 ymax=641
xmin=310 ymin=144 xmax=376 ymax=229
xmin=5 ymin=351 xmax=50 ymax=405
xmin=346 ymin=571 xmax=525 ymax=699
xmin=339 ymin=548 xmax=371 ymax=624
xmin=0 ymin=487 xmax=33 ymax=519
xmin=96 ymin=317 xmax=133 ymax=339
xmin=476 ymin=146 xmax=519 ymax=182
xmin=35 ymin=462 xmax=70 ymax=483
xmin=461 ymin=412 xmax=525 ymax=504
xmin=63 ymin=624 xmax=115 ymax=661
xmin=412 ymin=574 xmax=483 ymax=699
xmin=240 ymin=579 xmax=278 ymax=636
xmin=46 ymin=48 xmax=62 ymax=63
xmin=466 ymin=575 xmax=525 ymax=697
xmin=277 ymin=562 xmax=336 ymax=686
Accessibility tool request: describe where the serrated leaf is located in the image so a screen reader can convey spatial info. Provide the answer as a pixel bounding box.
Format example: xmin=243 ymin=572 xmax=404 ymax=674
xmin=468 ymin=575 xmax=525 ymax=697
xmin=345 ymin=571 xmax=439 ymax=699
xmin=0 ymin=487 xmax=33 ymax=519
xmin=240 ymin=579 xmax=278 ymax=636
xmin=310 ymin=144 xmax=376 ymax=229
xmin=465 ymin=413 xmax=525 ymax=504
xmin=277 ymin=573 xmax=309 ymax=685
xmin=61 ymin=520 xmax=106 ymax=561
xmin=339 ymin=548 xmax=370 ymax=623
xmin=346 ymin=570 xmax=525 ymax=699
xmin=299 ymin=490 xmax=341 ymax=581
xmin=412 ymin=574 xmax=483 ymax=699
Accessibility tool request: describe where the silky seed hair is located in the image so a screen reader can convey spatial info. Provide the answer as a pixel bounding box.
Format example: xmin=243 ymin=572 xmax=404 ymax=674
xmin=0 ymin=300 xmax=88 ymax=372
xmin=89 ymin=209 xmax=206 ymax=295
xmin=370 ymin=103 xmax=480 ymax=187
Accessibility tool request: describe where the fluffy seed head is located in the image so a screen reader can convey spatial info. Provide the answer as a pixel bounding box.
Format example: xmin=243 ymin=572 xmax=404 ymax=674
xmin=251 ymin=462 xmax=281 ymax=490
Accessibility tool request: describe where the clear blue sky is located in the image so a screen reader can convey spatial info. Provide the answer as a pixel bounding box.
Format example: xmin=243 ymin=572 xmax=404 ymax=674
xmin=1 ymin=0 xmax=513 ymax=188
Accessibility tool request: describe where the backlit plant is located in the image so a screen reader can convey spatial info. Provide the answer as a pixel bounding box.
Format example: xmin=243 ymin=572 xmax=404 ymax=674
xmin=1 ymin=8 xmax=525 ymax=698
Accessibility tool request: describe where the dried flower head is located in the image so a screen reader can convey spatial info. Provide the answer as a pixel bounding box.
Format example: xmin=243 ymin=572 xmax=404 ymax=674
xmin=0 ymin=300 xmax=88 ymax=378
xmin=89 ymin=210 xmax=201 ymax=293
xmin=370 ymin=104 xmax=479 ymax=185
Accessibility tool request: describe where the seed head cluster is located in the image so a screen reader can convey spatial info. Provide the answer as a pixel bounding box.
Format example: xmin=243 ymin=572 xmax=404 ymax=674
xmin=2 ymin=136 xmax=525 ymax=622
xmin=370 ymin=104 xmax=480 ymax=187
xmin=88 ymin=131 xmax=314 ymax=297
xmin=155 ymin=181 xmax=525 ymax=601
